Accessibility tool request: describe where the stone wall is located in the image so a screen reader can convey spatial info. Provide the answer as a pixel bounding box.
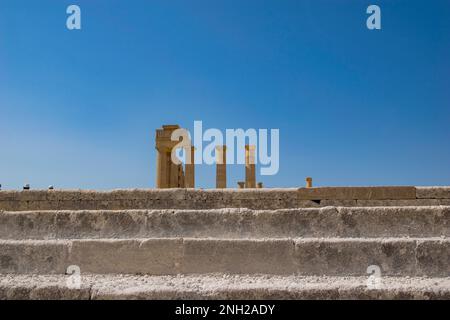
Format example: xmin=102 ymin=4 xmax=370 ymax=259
xmin=0 ymin=187 xmax=449 ymax=211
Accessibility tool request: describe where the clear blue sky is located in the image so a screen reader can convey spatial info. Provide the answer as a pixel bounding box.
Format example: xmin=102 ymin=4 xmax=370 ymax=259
xmin=1 ymin=0 xmax=449 ymax=190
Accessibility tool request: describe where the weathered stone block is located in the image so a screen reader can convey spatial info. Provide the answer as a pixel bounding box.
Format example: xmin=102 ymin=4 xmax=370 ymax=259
xmin=182 ymin=239 xmax=296 ymax=274
xmin=336 ymin=206 xmax=450 ymax=238
xmin=416 ymin=187 xmax=450 ymax=199
xmin=0 ymin=240 xmax=69 ymax=274
xmin=0 ymin=211 xmax=57 ymax=239
xmin=69 ymin=239 xmax=183 ymax=274
xmin=356 ymin=199 xmax=442 ymax=207
xmin=415 ymin=239 xmax=450 ymax=276
xmin=320 ymin=200 xmax=358 ymax=206
xmin=54 ymin=210 xmax=147 ymax=239
xmin=297 ymin=187 xmax=416 ymax=200
xmin=294 ymin=239 xmax=417 ymax=276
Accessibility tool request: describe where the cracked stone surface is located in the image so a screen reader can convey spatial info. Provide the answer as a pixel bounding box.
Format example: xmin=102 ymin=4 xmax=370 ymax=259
xmin=1 ymin=274 xmax=449 ymax=300
xmin=0 ymin=187 xmax=449 ymax=300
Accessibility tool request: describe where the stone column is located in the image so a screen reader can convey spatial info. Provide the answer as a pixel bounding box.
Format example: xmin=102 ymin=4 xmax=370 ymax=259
xmin=156 ymin=148 xmax=169 ymax=188
xmin=178 ymin=164 xmax=185 ymax=188
xmin=306 ymin=177 xmax=313 ymax=188
xmin=216 ymin=145 xmax=227 ymax=188
xmin=245 ymin=145 xmax=256 ymax=188
xmin=155 ymin=125 xmax=185 ymax=189
xmin=169 ymin=160 xmax=179 ymax=188
xmin=156 ymin=149 xmax=162 ymax=188
xmin=185 ymin=146 xmax=195 ymax=188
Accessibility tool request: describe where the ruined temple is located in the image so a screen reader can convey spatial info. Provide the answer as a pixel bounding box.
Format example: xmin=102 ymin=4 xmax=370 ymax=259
xmin=0 ymin=125 xmax=448 ymax=300
xmin=155 ymin=124 xmax=262 ymax=189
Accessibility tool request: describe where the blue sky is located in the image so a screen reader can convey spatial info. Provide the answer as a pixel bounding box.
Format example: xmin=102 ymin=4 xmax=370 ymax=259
xmin=1 ymin=0 xmax=449 ymax=190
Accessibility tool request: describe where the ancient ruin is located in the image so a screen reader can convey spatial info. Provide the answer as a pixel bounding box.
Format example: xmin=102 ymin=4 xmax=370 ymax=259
xmin=155 ymin=125 xmax=186 ymax=188
xmin=0 ymin=125 xmax=448 ymax=300
xmin=216 ymin=145 xmax=227 ymax=188
xmin=0 ymin=186 xmax=449 ymax=299
xmin=155 ymin=124 xmax=262 ymax=189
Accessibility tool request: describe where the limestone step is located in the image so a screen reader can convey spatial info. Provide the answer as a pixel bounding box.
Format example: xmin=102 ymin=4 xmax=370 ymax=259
xmin=1 ymin=206 xmax=448 ymax=240
xmin=0 ymin=238 xmax=448 ymax=277
xmin=1 ymin=187 xmax=450 ymax=211
xmin=0 ymin=274 xmax=448 ymax=300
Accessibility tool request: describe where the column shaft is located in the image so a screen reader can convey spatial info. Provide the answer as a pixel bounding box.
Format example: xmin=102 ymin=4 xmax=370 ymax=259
xmin=245 ymin=145 xmax=256 ymax=188
xmin=156 ymin=149 xmax=169 ymax=188
xmin=185 ymin=146 xmax=195 ymax=188
xmin=169 ymin=160 xmax=179 ymax=188
xmin=216 ymin=146 xmax=227 ymax=188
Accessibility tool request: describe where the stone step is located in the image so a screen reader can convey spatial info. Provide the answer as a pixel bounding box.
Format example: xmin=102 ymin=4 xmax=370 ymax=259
xmin=1 ymin=206 xmax=448 ymax=240
xmin=0 ymin=274 xmax=448 ymax=300
xmin=0 ymin=238 xmax=448 ymax=276
xmin=1 ymin=187 xmax=449 ymax=211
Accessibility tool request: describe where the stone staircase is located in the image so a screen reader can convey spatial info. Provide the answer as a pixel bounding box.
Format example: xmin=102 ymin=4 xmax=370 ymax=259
xmin=0 ymin=187 xmax=449 ymax=299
